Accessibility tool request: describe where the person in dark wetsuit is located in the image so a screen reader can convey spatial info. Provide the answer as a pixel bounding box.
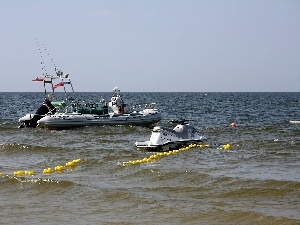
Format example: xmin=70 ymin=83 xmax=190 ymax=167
xmin=26 ymin=99 xmax=56 ymax=128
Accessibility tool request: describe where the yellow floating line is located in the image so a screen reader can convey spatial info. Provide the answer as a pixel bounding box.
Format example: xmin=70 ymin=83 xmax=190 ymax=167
xmin=1 ymin=159 xmax=82 ymax=177
xmin=123 ymin=143 xmax=214 ymax=166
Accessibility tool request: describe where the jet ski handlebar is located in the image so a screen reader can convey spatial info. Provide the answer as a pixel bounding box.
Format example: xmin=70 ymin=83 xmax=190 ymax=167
xmin=169 ymin=119 xmax=191 ymax=125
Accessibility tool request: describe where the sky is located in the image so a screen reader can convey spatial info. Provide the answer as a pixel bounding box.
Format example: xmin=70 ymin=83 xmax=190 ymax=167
xmin=0 ymin=0 xmax=299 ymax=92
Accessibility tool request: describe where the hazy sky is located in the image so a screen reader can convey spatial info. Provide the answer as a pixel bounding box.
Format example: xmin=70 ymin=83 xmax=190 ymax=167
xmin=1 ymin=0 xmax=299 ymax=92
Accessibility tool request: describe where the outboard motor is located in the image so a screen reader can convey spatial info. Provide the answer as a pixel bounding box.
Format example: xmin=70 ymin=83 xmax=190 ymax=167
xmin=24 ymin=99 xmax=56 ymax=128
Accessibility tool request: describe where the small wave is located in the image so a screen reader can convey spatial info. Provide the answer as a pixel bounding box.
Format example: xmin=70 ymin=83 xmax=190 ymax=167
xmin=0 ymin=143 xmax=57 ymax=153
xmin=0 ymin=175 xmax=74 ymax=186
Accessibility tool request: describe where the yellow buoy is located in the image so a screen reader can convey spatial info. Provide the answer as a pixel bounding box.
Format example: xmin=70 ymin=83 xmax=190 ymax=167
xmin=223 ymin=144 xmax=231 ymax=150
xmin=25 ymin=170 xmax=35 ymax=176
xmin=55 ymin=165 xmax=65 ymax=172
xmin=150 ymin=154 xmax=158 ymax=159
xmin=72 ymin=159 xmax=81 ymax=164
xmin=43 ymin=168 xmax=53 ymax=174
xmin=66 ymin=161 xmax=75 ymax=167
xmin=14 ymin=171 xmax=24 ymax=176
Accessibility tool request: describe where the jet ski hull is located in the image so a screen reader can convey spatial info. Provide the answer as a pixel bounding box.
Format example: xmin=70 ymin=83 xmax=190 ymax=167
xmin=135 ymin=120 xmax=207 ymax=152
xmin=136 ymin=139 xmax=207 ymax=152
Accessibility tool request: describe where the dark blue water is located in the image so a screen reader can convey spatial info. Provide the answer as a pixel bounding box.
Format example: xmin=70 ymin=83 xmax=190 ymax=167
xmin=0 ymin=92 xmax=300 ymax=224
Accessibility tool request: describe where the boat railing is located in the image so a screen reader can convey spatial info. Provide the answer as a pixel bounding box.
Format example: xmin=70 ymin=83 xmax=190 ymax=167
xmin=62 ymin=100 xmax=109 ymax=114
xmin=131 ymin=103 xmax=157 ymax=111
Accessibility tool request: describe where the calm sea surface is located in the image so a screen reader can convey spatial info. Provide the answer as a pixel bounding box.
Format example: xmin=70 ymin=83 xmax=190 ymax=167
xmin=0 ymin=92 xmax=300 ymax=225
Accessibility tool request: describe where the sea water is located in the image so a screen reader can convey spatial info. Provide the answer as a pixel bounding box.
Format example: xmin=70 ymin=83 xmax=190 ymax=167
xmin=0 ymin=92 xmax=299 ymax=224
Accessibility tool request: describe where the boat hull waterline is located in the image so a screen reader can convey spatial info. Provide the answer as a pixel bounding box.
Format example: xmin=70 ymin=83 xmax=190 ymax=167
xmin=37 ymin=109 xmax=161 ymax=129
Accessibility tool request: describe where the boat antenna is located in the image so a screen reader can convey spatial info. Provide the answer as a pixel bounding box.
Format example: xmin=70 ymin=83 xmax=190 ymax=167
xmin=36 ymin=39 xmax=53 ymax=95
xmin=41 ymin=41 xmax=58 ymax=73
xmin=36 ymin=39 xmax=47 ymax=77
xmin=41 ymin=42 xmax=75 ymax=97
xmin=35 ymin=39 xmax=75 ymax=98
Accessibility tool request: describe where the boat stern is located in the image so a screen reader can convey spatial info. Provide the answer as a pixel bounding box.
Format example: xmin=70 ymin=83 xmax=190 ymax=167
xmin=19 ymin=114 xmax=35 ymax=123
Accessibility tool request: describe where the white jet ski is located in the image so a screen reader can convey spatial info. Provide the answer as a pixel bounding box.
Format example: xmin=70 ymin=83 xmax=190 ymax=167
xmin=135 ymin=119 xmax=207 ymax=151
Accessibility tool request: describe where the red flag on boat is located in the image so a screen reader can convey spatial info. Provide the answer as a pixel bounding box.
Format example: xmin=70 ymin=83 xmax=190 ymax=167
xmin=32 ymin=77 xmax=44 ymax=82
xmin=52 ymin=82 xmax=64 ymax=90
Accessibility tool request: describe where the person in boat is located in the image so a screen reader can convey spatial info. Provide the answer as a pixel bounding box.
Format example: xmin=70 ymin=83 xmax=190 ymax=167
xmin=26 ymin=99 xmax=56 ymax=128
xmin=118 ymin=102 xmax=126 ymax=114
xmin=118 ymin=95 xmax=125 ymax=114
